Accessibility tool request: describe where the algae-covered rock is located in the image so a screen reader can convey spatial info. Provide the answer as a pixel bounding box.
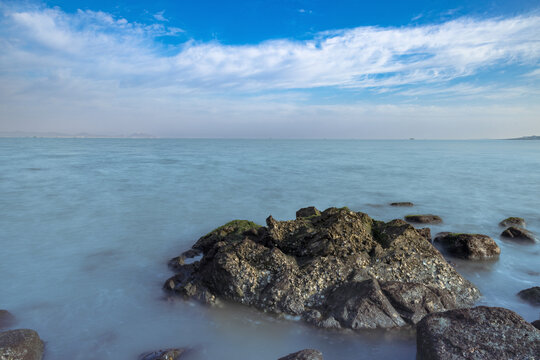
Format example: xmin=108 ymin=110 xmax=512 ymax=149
xmin=404 ymin=214 xmax=442 ymax=224
xmin=501 ymin=226 xmax=536 ymax=243
xmin=499 ymin=217 xmax=526 ymax=228
xmin=164 ymin=207 xmax=480 ymax=330
xmin=0 ymin=329 xmax=44 ymax=360
xmin=417 ymin=306 xmax=540 ymax=360
xmin=390 ymin=202 xmax=414 ymax=207
xmin=433 ymin=233 xmax=500 ymax=260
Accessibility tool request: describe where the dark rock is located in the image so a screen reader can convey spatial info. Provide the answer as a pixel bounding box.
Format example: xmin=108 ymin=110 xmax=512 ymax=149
xmin=501 ymin=227 xmax=536 ymax=243
xmin=0 ymin=329 xmax=44 ymax=360
xmin=0 ymin=311 xmax=16 ymax=330
xmin=296 ymin=207 xmax=321 ymax=219
xmin=390 ymin=202 xmax=414 ymax=207
xmin=417 ymin=306 xmax=540 ymax=360
xmin=433 ymin=233 xmax=500 ymax=260
xmin=164 ymin=207 xmax=480 ymax=330
xmin=138 ymin=348 xmax=188 ymax=360
xmin=404 ymin=214 xmax=442 ymax=224
xmin=532 ymin=320 xmax=540 ymax=330
xmin=517 ymin=286 xmax=540 ymax=306
xmin=417 ymin=228 xmax=431 ymax=242
xmin=499 ymin=217 xmax=526 ymax=228
xmin=278 ymin=349 xmax=323 ymax=360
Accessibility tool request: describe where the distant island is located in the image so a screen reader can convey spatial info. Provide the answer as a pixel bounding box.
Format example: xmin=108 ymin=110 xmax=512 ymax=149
xmin=0 ymin=131 xmax=157 ymax=138
xmin=506 ymin=135 xmax=540 ymax=140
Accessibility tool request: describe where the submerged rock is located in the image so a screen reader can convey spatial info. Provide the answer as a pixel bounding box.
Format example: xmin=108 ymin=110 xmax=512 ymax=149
xmin=0 ymin=311 xmax=16 ymax=330
xmin=164 ymin=207 xmax=480 ymax=330
xmin=278 ymin=349 xmax=323 ymax=360
xmin=138 ymin=348 xmax=188 ymax=360
xmin=499 ymin=217 xmax=526 ymax=228
xmin=517 ymin=286 xmax=540 ymax=306
xmin=433 ymin=233 xmax=500 ymax=260
xmin=404 ymin=214 xmax=442 ymax=224
xmin=416 ymin=306 xmax=540 ymax=360
xmin=501 ymin=226 xmax=536 ymax=243
xmin=0 ymin=329 xmax=44 ymax=360
xmin=390 ymin=202 xmax=414 ymax=207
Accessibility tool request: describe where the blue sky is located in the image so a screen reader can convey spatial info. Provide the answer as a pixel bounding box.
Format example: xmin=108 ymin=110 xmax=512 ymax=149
xmin=1 ymin=0 xmax=539 ymax=138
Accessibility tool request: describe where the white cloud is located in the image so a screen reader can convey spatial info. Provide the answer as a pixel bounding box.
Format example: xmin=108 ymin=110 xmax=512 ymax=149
xmin=2 ymin=5 xmax=539 ymax=92
xmin=153 ymin=11 xmax=168 ymax=22
xmin=0 ymin=3 xmax=539 ymax=137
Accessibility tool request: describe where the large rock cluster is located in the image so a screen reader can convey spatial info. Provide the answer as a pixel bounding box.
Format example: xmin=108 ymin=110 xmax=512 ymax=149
xmin=165 ymin=207 xmax=480 ymax=330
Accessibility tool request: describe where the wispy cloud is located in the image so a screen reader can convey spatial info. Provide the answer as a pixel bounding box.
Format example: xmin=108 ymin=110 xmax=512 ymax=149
xmin=2 ymin=4 xmax=539 ymax=92
xmin=153 ymin=10 xmax=168 ymax=22
xmin=0 ymin=3 xmax=539 ymax=137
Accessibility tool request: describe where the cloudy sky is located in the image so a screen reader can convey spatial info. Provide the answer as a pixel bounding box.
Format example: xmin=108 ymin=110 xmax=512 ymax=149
xmin=1 ymin=0 xmax=539 ymax=138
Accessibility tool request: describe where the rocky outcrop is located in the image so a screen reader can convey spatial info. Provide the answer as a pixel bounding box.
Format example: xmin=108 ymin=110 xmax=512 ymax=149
xmin=501 ymin=227 xmax=536 ymax=243
xmin=164 ymin=207 xmax=480 ymax=330
xmin=517 ymin=286 xmax=540 ymax=306
xmin=390 ymin=202 xmax=414 ymax=207
xmin=433 ymin=233 xmax=500 ymax=260
xmin=0 ymin=329 xmax=44 ymax=360
xmin=138 ymin=348 xmax=188 ymax=360
xmin=404 ymin=214 xmax=442 ymax=224
xmin=417 ymin=306 xmax=540 ymax=360
xmin=499 ymin=217 xmax=526 ymax=228
xmin=278 ymin=349 xmax=323 ymax=360
xmin=0 ymin=311 xmax=16 ymax=330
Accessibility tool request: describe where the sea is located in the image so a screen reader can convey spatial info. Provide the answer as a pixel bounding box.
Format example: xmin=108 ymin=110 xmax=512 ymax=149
xmin=0 ymin=138 xmax=539 ymax=359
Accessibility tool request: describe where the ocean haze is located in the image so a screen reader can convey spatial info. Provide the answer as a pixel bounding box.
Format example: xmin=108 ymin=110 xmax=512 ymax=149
xmin=0 ymin=138 xmax=539 ymax=359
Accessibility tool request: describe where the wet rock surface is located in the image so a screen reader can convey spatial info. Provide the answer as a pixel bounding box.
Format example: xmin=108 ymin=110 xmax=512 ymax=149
xmin=278 ymin=349 xmax=323 ymax=360
xmin=499 ymin=217 xmax=526 ymax=228
xmin=0 ymin=329 xmax=44 ymax=360
xmin=0 ymin=311 xmax=16 ymax=330
xmin=416 ymin=306 xmax=540 ymax=360
xmin=164 ymin=207 xmax=480 ymax=330
xmin=404 ymin=214 xmax=442 ymax=224
xmin=501 ymin=227 xmax=536 ymax=243
xmin=433 ymin=233 xmax=500 ymax=260
xmin=517 ymin=286 xmax=540 ymax=306
xmin=138 ymin=348 xmax=188 ymax=360
xmin=390 ymin=202 xmax=414 ymax=207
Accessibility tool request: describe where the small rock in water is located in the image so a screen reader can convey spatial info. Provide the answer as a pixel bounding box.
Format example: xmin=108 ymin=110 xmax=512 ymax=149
xmin=404 ymin=214 xmax=442 ymax=224
xmin=433 ymin=233 xmax=500 ymax=260
xmin=0 ymin=329 xmax=45 ymax=360
xmin=501 ymin=226 xmax=536 ymax=243
xmin=278 ymin=349 xmax=323 ymax=360
xmin=138 ymin=348 xmax=188 ymax=360
xmin=0 ymin=310 xmax=16 ymax=330
xmin=517 ymin=286 xmax=540 ymax=306
xmin=532 ymin=320 xmax=540 ymax=330
xmin=390 ymin=202 xmax=414 ymax=207
xmin=416 ymin=306 xmax=540 ymax=360
xmin=499 ymin=217 xmax=526 ymax=228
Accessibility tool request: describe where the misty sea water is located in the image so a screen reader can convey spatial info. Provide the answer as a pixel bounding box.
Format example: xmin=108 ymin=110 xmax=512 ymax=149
xmin=0 ymin=138 xmax=539 ymax=360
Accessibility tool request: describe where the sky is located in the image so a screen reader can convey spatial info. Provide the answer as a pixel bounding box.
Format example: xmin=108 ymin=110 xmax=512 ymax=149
xmin=0 ymin=0 xmax=539 ymax=139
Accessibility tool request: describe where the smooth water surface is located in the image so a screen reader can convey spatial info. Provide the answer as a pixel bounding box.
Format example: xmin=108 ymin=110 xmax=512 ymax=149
xmin=1 ymin=139 xmax=539 ymax=359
